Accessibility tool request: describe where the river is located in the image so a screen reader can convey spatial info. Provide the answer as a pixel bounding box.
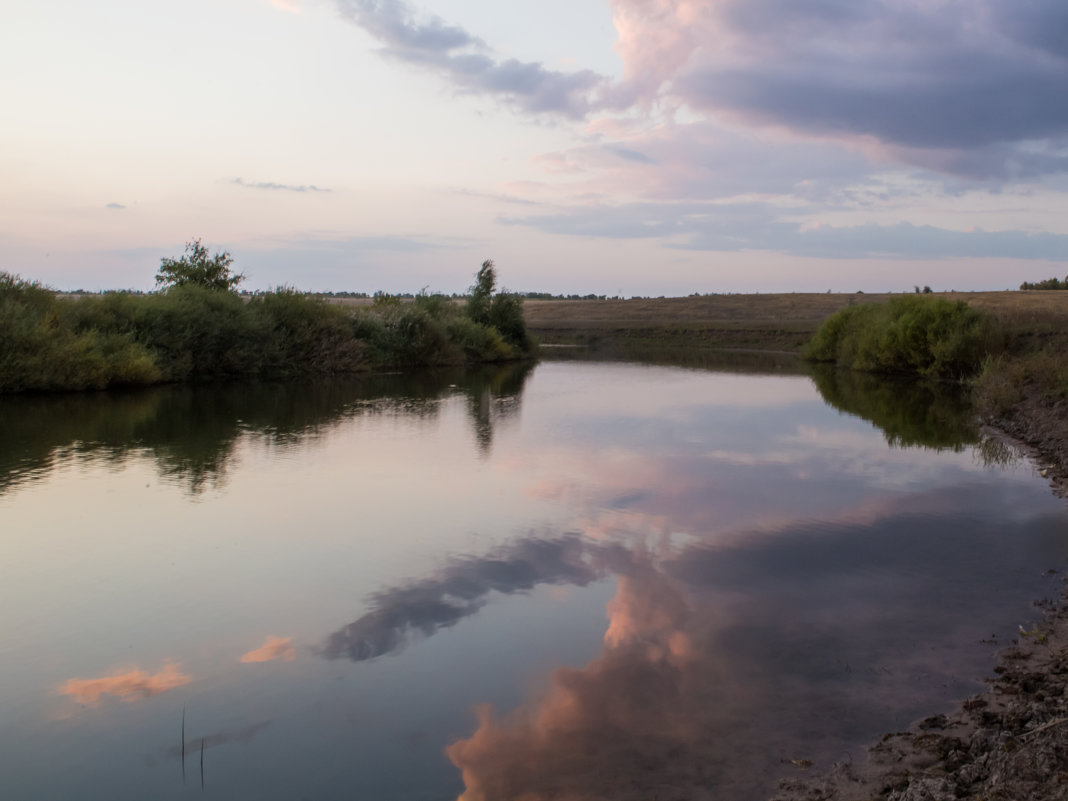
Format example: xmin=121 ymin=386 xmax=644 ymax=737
xmin=1 ymin=358 xmax=1065 ymax=800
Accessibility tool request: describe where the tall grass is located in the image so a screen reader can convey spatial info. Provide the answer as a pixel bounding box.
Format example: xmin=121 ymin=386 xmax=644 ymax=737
xmin=802 ymin=295 xmax=1002 ymax=378
xmin=0 ymin=271 xmax=534 ymax=394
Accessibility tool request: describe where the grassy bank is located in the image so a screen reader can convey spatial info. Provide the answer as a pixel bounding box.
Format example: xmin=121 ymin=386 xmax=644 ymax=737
xmin=0 ymin=268 xmax=533 ymax=393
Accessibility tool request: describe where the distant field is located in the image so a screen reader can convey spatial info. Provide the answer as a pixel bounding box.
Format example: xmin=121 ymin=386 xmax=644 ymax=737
xmin=519 ymin=291 xmax=1068 ymax=352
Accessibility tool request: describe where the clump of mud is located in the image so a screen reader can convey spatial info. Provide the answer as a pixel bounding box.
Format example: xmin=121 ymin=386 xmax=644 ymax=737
xmin=771 ymin=596 xmax=1068 ymax=801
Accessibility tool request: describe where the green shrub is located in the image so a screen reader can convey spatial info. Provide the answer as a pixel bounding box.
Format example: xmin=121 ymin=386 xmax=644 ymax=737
xmin=803 ymin=295 xmax=1001 ymax=378
xmin=251 ymin=289 xmax=366 ymax=376
xmin=446 ymin=316 xmax=514 ymax=362
xmin=137 ymin=286 xmax=265 ymax=380
xmin=0 ymin=275 xmax=162 ymax=392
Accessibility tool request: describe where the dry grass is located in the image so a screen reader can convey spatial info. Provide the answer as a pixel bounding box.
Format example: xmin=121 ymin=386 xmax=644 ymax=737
xmin=522 ymin=293 xmax=894 ymax=330
xmin=525 ymin=291 xmax=1068 ymax=329
xmin=520 ymin=291 xmax=1068 ymax=352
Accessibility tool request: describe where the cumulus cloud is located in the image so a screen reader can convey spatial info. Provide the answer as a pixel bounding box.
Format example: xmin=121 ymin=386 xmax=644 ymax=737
xmin=338 ymin=0 xmax=1068 ymax=179
xmin=611 ymin=0 xmax=1068 ymax=178
xmin=59 ymin=662 xmax=191 ymax=705
xmin=320 ymin=535 xmax=612 ymax=662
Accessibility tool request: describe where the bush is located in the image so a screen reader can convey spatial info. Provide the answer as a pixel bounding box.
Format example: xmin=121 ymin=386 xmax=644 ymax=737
xmin=803 ymin=295 xmax=1001 ymax=378
xmin=0 ymin=275 xmax=162 ymax=392
xmin=251 ymin=289 xmax=367 ymax=375
xmin=446 ymin=316 xmax=513 ymax=362
xmin=136 ymin=286 xmax=264 ymax=380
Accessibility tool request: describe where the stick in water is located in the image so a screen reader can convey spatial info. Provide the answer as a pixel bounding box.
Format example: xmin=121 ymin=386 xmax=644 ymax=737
xmin=181 ymin=706 xmax=186 ymax=784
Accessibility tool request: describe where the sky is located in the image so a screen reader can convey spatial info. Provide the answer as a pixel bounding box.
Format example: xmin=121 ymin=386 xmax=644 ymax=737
xmin=3 ymin=0 xmax=1068 ymax=295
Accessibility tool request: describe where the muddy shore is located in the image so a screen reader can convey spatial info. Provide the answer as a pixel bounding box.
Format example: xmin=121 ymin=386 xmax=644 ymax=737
xmin=772 ymin=395 xmax=1068 ymax=801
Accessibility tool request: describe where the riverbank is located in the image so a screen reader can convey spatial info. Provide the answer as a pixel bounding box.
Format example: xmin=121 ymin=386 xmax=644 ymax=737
xmin=771 ymin=583 xmax=1068 ymax=801
xmin=771 ymin=403 xmax=1068 ymax=798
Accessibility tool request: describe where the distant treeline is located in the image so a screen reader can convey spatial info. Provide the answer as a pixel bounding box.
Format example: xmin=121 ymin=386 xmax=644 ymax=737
xmin=0 ymin=254 xmax=533 ymax=394
xmin=1019 ymin=276 xmax=1068 ymax=290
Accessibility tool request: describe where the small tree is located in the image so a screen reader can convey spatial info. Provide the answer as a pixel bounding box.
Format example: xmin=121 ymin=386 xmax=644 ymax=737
xmin=467 ymin=259 xmax=496 ymax=325
xmin=465 ymin=259 xmax=530 ymax=351
xmin=156 ymin=239 xmax=244 ymax=292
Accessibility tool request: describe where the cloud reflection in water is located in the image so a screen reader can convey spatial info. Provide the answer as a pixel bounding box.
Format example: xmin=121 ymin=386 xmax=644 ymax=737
xmin=59 ymin=662 xmax=191 ymax=706
xmin=321 ymin=535 xmax=616 ymax=662
xmin=318 ymin=476 xmax=1068 ymax=800
xmin=240 ymin=635 xmax=297 ymax=664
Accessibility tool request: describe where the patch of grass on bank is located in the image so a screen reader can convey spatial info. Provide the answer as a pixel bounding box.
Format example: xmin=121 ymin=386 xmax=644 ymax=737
xmin=801 ymin=295 xmax=1002 ymax=378
xmin=0 ymin=261 xmax=534 ymax=394
xmin=974 ymin=350 xmax=1068 ymax=418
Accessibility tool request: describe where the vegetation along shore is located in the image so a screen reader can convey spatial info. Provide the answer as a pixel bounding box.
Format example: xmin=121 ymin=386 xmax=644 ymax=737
xmin=0 ymin=244 xmax=533 ymax=393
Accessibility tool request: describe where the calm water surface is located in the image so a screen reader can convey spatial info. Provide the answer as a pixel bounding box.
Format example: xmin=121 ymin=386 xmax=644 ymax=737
xmin=2 ymin=360 xmax=1067 ymax=801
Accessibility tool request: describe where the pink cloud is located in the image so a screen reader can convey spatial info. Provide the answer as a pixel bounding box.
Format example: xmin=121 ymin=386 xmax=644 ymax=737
xmin=239 ymin=635 xmax=297 ymax=664
xmin=59 ymin=662 xmax=191 ymax=706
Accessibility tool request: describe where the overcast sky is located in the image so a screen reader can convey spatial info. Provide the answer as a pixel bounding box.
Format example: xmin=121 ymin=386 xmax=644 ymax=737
xmin=3 ymin=0 xmax=1068 ymax=294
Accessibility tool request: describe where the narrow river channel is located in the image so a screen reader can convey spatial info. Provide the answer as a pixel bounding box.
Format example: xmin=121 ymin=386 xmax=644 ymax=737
xmin=2 ymin=358 xmax=1066 ymax=800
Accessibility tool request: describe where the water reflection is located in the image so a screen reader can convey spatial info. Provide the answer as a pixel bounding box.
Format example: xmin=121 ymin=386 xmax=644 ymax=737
xmin=322 ymin=535 xmax=609 ymax=662
xmin=437 ymin=483 xmax=1066 ymax=801
xmin=0 ymin=363 xmax=532 ymax=495
xmin=4 ymin=360 xmax=1064 ymax=801
xmin=542 ymin=342 xmax=806 ymax=375
xmin=309 ymin=462 xmax=1067 ymax=801
xmin=58 ymin=662 xmax=191 ymax=706
xmin=807 ymin=365 xmax=978 ymax=451
xmin=240 ymin=636 xmax=296 ymax=664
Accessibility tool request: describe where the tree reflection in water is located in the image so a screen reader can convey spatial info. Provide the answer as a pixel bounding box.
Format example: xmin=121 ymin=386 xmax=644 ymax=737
xmin=0 ymin=363 xmax=532 ymax=496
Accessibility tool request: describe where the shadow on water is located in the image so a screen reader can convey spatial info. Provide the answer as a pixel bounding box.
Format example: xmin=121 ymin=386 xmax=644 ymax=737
xmin=0 ymin=363 xmax=533 ymax=496
xmin=539 ymin=342 xmax=807 ymax=375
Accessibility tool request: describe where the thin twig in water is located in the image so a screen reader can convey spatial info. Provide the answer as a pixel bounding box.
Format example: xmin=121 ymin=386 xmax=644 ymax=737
xmin=200 ymin=737 xmax=205 ymax=789
xmin=181 ymin=706 xmax=186 ymax=783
